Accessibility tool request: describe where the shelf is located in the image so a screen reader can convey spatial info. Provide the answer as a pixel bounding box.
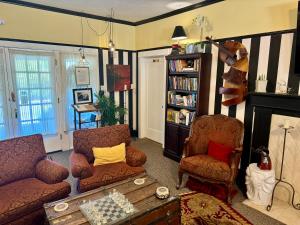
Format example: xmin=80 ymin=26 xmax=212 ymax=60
xmin=169 ymin=89 xmax=197 ymax=94
xmin=169 ymin=71 xmax=198 ymax=77
xmin=166 ymin=121 xmax=190 ymax=129
xmin=167 ymin=104 xmax=196 ymax=111
xmin=166 ymin=53 xmax=204 ymax=60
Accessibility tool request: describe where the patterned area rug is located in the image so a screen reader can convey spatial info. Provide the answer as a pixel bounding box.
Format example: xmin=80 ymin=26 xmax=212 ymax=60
xmin=181 ymin=192 xmax=253 ymax=225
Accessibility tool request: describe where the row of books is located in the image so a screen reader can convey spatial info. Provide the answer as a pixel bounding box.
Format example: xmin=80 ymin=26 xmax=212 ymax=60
xmin=168 ymin=91 xmax=197 ymax=107
xmin=167 ymin=109 xmax=195 ymax=126
xmin=168 ymin=59 xmax=200 ymax=72
xmin=168 ymin=77 xmax=198 ymax=91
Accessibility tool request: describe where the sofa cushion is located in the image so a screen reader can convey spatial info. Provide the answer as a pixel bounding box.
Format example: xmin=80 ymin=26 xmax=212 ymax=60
xmin=207 ymin=141 xmax=234 ymax=164
xmin=79 ymin=162 xmax=145 ymax=193
xmin=180 ymin=155 xmax=231 ymax=182
xmin=0 ymin=178 xmax=71 ymax=224
xmin=0 ymin=134 xmax=46 ymax=186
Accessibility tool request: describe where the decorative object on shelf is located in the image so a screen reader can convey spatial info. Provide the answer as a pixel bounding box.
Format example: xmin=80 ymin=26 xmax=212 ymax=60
xmin=73 ymin=88 xmax=93 ymax=105
xmin=54 ymin=202 xmax=69 ymax=212
xmin=156 ymin=186 xmax=170 ymax=199
xmin=185 ymin=43 xmax=195 ymax=54
xmin=107 ymin=65 xmax=131 ymax=92
xmin=171 ymin=25 xmax=187 ymax=41
xmin=266 ymin=124 xmax=300 ymax=211
xmin=108 ymin=8 xmax=116 ymax=52
xmin=245 ymin=163 xmax=275 ymax=206
xmin=206 ymin=36 xmax=249 ymax=106
xmin=256 ymin=146 xmax=272 ymax=170
xmin=255 ymin=74 xmax=268 ymax=93
xmin=94 ymin=91 xmax=126 ymax=126
xmin=75 ymin=66 xmax=90 ymax=86
xmin=192 ymin=15 xmax=212 ymax=41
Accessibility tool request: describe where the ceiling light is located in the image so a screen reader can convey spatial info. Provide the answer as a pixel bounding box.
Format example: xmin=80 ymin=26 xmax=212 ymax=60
xmin=172 ymin=26 xmax=187 ymax=41
xmin=166 ymin=1 xmax=192 ymax=10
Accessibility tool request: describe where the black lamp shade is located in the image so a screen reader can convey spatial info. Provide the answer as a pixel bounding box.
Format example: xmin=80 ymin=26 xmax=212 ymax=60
xmin=171 ymin=26 xmax=187 ymax=40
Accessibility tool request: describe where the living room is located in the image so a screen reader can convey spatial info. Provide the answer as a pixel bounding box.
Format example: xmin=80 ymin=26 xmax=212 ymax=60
xmin=0 ymin=0 xmax=299 ymax=225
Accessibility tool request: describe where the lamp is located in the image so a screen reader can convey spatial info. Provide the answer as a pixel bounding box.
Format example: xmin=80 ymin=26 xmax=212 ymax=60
xmin=171 ymin=26 xmax=187 ymax=41
xmin=108 ymin=8 xmax=115 ymax=52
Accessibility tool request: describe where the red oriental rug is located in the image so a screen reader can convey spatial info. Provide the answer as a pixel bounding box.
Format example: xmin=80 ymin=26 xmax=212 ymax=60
xmin=181 ymin=192 xmax=253 ymax=225
xmin=186 ymin=177 xmax=237 ymax=202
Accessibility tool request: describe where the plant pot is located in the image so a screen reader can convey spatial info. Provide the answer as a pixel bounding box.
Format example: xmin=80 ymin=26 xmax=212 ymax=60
xmin=255 ymin=80 xmax=268 ymax=93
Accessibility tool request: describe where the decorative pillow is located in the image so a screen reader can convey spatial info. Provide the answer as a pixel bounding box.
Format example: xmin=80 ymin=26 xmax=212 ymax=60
xmin=207 ymin=141 xmax=234 ymax=164
xmin=93 ymin=143 xmax=126 ymax=166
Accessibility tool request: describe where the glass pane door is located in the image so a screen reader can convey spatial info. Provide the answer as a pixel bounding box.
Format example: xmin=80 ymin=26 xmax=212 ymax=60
xmin=9 ymin=50 xmax=58 ymax=137
xmin=0 ymin=49 xmax=9 ymax=140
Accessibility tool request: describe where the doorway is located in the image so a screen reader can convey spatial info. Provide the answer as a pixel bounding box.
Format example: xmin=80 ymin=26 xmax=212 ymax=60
xmin=139 ymin=49 xmax=171 ymax=144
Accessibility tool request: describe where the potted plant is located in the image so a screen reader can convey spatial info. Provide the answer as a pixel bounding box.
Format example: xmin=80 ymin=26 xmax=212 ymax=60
xmin=94 ymin=91 xmax=126 ymax=126
xmin=255 ymin=74 xmax=268 ymax=93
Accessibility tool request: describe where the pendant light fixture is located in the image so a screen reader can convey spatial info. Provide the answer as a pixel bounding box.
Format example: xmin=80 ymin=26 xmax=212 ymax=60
xmin=79 ymin=17 xmax=88 ymax=65
xmin=108 ymin=8 xmax=115 ymax=52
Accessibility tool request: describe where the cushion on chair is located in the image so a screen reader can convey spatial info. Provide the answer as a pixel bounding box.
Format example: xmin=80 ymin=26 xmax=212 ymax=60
xmin=207 ymin=141 xmax=234 ymax=164
xmin=78 ymin=162 xmax=145 ymax=193
xmin=93 ymin=143 xmax=126 ymax=166
xmin=180 ymin=155 xmax=231 ymax=182
xmin=0 ymin=178 xmax=71 ymax=225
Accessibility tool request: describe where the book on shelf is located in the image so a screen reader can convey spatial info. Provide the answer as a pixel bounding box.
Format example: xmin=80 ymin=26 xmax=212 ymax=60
xmin=169 ymin=59 xmax=200 ymax=72
xmin=168 ymin=76 xmax=198 ymax=91
xmin=168 ymin=91 xmax=197 ymax=108
xmin=167 ymin=108 xmax=195 ymax=126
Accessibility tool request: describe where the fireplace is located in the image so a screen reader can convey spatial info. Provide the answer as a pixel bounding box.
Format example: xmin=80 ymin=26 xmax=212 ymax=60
xmin=237 ymin=92 xmax=300 ymax=196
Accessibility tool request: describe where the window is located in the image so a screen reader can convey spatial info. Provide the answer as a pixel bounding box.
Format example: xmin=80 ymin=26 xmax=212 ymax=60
xmin=0 ymin=49 xmax=9 ymax=140
xmin=9 ymin=50 xmax=58 ymax=136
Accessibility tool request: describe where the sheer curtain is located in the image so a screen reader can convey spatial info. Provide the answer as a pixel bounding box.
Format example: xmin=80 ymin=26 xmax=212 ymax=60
xmin=9 ymin=49 xmax=57 ymax=136
xmin=0 ymin=49 xmax=9 ymax=140
xmin=60 ymin=53 xmax=99 ymax=131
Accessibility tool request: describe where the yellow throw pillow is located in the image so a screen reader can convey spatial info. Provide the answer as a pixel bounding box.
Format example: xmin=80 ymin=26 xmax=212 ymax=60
xmin=93 ymin=143 xmax=126 ymax=166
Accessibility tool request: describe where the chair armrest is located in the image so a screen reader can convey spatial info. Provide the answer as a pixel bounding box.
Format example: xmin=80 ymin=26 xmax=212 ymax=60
xmin=70 ymin=152 xmax=93 ymax=179
xmin=126 ymin=146 xmax=147 ymax=167
xmin=35 ymin=159 xmax=69 ymax=184
xmin=229 ymin=147 xmax=243 ymax=183
xmin=182 ymin=137 xmax=191 ymax=158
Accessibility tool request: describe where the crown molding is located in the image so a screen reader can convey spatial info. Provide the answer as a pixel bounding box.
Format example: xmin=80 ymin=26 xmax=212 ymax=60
xmin=1 ymin=0 xmax=224 ymax=26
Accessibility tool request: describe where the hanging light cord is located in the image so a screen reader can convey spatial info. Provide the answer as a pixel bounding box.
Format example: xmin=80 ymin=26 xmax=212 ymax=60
xmin=86 ymin=18 xmax=109 ymax=37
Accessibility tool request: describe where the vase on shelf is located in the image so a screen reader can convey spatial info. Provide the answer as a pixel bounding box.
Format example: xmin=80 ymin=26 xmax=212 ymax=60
xmin=255 ymin=74 xmax=268 ymax=93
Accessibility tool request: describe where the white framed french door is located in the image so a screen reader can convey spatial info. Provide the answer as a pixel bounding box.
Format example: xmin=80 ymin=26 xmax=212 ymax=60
xmin=3 ymin=48 xmax=63 ymax=152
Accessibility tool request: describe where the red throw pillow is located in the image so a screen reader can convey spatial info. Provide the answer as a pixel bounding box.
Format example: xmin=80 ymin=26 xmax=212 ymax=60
xmin=207 ymin=141 xmax=234 ymax=164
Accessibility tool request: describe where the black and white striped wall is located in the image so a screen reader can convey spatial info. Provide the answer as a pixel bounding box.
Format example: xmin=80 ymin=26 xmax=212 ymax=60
xmin=208 ymin=30 xmax=300 ymax=122
xmin=98 ymin=49 xmax=138 ymax=135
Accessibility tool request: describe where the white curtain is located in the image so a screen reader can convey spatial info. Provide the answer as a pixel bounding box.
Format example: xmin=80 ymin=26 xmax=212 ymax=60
xmin=0 ymin=49 xmax=9 ymax=140
xmin=60 ymin=53 xmax=99 ymax=131
xmin=9 ymin=49 xmax=57 ymax=136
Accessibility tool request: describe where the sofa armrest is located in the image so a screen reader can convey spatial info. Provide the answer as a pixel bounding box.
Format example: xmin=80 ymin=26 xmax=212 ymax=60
xmin=70 ymin=152 xmax=93 ymax=179
xmin=126 ymin=146 xmax=147 ymax=167
xmin=35 ymin=159 xmax=69 ymax=184
xmin=229 ymin=147 xmax=243 ymax=183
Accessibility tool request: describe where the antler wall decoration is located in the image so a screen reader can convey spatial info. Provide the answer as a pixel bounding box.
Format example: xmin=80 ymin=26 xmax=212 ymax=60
xmin=206 ymin=37 xmax=249 ymax=106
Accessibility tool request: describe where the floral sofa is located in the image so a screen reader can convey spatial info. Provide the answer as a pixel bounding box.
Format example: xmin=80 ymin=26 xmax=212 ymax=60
xmin=70 ymin=124 xmax=147 ymax=193
xmin=0 ymin=134 xmax=71 ymax=225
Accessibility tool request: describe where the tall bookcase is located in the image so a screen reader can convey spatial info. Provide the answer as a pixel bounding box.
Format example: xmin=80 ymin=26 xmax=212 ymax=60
xmin=164 ymin=53 xmax=212 ymax=161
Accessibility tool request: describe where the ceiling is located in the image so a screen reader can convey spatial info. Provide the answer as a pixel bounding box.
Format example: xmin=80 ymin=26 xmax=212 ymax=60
xmin=20 ymin=0 xmax=206 ymax=23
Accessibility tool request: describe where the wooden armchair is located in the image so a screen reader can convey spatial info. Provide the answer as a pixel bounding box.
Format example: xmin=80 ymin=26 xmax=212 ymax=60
xmin=176 ymin=114 xmax=244 ymax=203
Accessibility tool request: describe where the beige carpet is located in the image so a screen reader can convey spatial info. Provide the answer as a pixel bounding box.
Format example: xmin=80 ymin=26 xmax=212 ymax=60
xmin=50 ymin=138 xmax=284 ymax=225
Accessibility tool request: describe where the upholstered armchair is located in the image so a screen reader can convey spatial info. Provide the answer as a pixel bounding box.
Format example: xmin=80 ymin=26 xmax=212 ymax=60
xmin=70 ymin=124 xmax=147 ymax=193
xmin=0 ymin=134 xmax=70 ymax=225
xmin=177 ymin=114 xmax=244 ymax=203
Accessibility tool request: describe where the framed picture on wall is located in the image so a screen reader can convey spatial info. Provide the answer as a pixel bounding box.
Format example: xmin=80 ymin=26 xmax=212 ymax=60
xmin=75 ymin=66 xmax=90 ymax=86
xmin=73 ymin=88 xmax=93 ymax=105
xmin=106 ymin=65 xmax=131 ymax=92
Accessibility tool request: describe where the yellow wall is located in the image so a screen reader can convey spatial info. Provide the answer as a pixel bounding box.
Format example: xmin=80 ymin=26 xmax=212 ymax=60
xmin=0 ymin=0 xmax=298 ymax=51
xmin=0 ymin=3 xmax=136 ymax=50
xmin=136 ymin=0 xmax=298 ymax=50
